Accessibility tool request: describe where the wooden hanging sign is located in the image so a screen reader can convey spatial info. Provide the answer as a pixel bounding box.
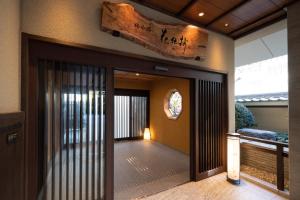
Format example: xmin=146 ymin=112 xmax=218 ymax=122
xmin=100 ymin=2 xmax=208 ymax=61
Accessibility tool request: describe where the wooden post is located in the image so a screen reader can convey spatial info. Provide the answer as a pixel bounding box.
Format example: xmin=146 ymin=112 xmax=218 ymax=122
xmin=276 ymin=144 xmax=284 ymax=191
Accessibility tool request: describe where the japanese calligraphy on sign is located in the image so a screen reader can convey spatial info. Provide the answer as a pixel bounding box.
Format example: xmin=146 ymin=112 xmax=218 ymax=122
xmin=101 ymin=2 xmax=208 ymax=60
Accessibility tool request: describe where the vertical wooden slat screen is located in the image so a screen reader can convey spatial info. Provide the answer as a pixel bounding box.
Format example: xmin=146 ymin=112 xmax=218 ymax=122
xmin=131 ymin=96 xmax=148 ymax=138
xmin=38 ymin=59 xmax=106 ymax=200
xmin=114 ymin=90 xmax=149 ymax=140
xmin=197 ymin=79 xmax=226 ymax=179
xmin=114 ymin=96 xmax=130 ymax=139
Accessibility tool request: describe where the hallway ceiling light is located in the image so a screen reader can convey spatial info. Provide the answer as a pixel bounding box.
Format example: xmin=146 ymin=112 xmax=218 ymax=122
xmin=198 ymin=12 xmax=205 ymax=17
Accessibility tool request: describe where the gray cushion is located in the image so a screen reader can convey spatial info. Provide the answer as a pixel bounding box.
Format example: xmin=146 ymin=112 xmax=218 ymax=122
xmin=238 ymin=128 xmax=277 ymax=141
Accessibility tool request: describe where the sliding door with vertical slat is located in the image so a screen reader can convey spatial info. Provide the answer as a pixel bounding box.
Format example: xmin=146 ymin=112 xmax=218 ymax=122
xmin=38 ymin=59 xmax=106 ymax=200
xmin=114 ymin=89 xmax=149 ymax=140
xmin=131 ymin=96 xmax=148 ymax=138
xmin=196 ymin=78 xmax=227 ymax=180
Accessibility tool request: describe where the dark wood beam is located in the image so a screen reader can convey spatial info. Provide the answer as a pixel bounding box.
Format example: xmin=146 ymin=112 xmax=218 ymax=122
xmin=205 ymin=0 xmax=250 ymax=27
xmin=232 ymin=13 xmax=286 ymax=39
xmin=123 ymin=0 xmax=296 ymax=40
xmin=128 ymin=0 xmax=230 ymax=38
xmin=176 ymin=0 xmax=197 ymax=17
xmin=129 ymin=0 xmax=177 ymax=19
xmin=229 ymin=9 xmax=286 ymax=36
xmin=229 ymin=0 xmax=296 ymax=36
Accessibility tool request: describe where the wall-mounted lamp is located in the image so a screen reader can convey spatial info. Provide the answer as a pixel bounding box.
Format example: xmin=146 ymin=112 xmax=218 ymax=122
xmin=144 ymin=128 xmax=151 ymax=140
xmin=227 ymin=133 xmax=240 ymax=185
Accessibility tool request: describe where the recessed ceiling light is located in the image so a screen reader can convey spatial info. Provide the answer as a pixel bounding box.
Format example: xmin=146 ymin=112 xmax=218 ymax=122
xmin=135 ymin=73 xmax=140 ymax=76
xmin=198 ymin=12 xmax=205 ymax=17
xmin=225 ymin=23 xmax=229 ymax=27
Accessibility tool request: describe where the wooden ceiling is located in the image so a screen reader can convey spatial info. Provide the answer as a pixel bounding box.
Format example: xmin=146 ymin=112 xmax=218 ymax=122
xmin=130 ymin=0 xmax=294 ymax=39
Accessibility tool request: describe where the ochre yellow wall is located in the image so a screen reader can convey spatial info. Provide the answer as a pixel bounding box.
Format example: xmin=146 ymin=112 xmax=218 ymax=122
xmin=114 ymin=78 xmax=151 ymax=90
xmin=115 ymin=77 xmax=190 ymax=154
xmin=150 ymin=78 xmax=190 ymax=155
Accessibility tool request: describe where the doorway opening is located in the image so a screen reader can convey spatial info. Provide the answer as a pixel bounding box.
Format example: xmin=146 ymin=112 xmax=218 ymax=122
xmin=23 ymin=35 xmax=228 ymax=200
xmin=113 ymin=70 xmax=190 ymax=200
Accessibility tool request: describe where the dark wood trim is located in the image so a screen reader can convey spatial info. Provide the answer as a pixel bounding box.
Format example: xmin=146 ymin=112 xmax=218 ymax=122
xmin=240 ymin=135 xmax=288 ymax=147
xmin=176 ymin=0 xmax=197 ymax=16
xmin=190 ymin=79 xmax=197 ymax=181
xmin=114 ymin=89 xmax=150 ymax=97
xmin=22 ymin=33 xmax=40 ymax=200
xmin=241 ymin=142 xmax=288 ymax=157
xmin=0 ymin=112 xmax=25 ymax=200
xmin=276 ymin=144 xmax=285 ymax=191
xmin=37 ymin=61 xmax=47 ymax=199
xmin=205 ymin=0 xmax=250 ymax=27
xmin=196 ymin=166 xmax=225 ymax=180
xmin=224 ymin=74 xmax=229 ymax=172
xmin=114 ymin=136 xmax=144 ymax=142
xmin=245 ymin=105 xmax=288 ymax=108
xmin=105 ymin=67 xmax=114 ymax=200
xmin=146 ymin=89 xmax=150 ymax=128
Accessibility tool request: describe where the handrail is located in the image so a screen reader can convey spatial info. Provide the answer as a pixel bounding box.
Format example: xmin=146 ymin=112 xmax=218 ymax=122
xmin=240 ymin=135 xmax=289 ymax=148
xmin=241 ymin=142 xmax=289 ymax=157
xmin=239 ymin=135 xmax=288 ymax=191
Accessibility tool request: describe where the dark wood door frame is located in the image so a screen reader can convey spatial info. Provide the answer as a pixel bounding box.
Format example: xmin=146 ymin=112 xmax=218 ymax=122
xmin=21 ymin=33 xmax=228 ymax=200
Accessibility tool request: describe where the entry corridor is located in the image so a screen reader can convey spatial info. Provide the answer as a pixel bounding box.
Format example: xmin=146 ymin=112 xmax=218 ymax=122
xmin=114 ymin=140 xmax=189 ymax=200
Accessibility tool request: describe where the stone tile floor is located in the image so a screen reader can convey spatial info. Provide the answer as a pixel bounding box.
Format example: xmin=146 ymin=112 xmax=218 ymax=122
xmin=114 ymin=140 xmax=190 ymax=200
xmin=141 ymin=173 xmax=287 ymax=200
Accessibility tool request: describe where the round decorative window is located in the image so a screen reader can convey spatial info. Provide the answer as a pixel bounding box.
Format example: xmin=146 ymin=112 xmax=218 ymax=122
xmin=164 ymin=89 xmax=182 ymax=120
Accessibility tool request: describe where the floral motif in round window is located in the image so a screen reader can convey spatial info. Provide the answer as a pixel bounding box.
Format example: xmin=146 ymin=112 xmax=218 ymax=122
xmin=164 ymin=89 xmax=182 ymax=120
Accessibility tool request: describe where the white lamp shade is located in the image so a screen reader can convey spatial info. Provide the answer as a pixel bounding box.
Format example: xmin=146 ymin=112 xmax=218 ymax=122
xmin=144 ymin=128 xmax=151 ymax=140
xmin=227 ymin=133 xmax=240 ymax=184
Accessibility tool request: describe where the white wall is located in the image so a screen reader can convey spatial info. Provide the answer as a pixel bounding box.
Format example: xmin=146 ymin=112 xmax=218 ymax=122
xmin=235 ymin=20 xmax=287 ymax=47
xmin=20 ymin=0 xmax=234 ymax=131
xmin=234 ymin=20 xmax=287 ymax=67
xmin=0 ymin=0 xmax=21 ymax=113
